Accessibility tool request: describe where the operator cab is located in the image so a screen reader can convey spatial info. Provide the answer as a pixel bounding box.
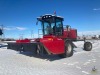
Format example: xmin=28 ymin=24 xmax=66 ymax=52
xmin=37 ymin=14 xmax=64 ymax=36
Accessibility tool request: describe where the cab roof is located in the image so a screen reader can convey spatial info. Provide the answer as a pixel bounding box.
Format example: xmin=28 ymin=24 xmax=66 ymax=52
xmin=37 ymin=14 xmax=64 ymax=21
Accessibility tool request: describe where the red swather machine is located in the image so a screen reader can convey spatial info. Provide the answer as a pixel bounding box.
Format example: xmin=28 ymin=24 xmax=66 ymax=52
xmin=7 ymin=14 xmax=92 ymax=58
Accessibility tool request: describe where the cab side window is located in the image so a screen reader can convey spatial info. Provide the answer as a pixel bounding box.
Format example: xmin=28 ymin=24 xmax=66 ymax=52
xmin=56 ymin=20 xmax=63 ymax=35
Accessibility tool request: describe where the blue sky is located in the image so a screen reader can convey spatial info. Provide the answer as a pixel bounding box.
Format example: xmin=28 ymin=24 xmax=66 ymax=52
xmin=0 ymin=0 xmax=100 ymax=39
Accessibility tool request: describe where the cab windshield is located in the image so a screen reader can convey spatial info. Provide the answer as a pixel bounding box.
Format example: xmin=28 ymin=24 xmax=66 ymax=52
xmin=41 ymin=19 xmax=63 ymax=35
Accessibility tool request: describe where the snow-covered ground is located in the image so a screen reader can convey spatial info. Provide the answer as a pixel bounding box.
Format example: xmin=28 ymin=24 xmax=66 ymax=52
xmin=0 ymin=40 xmax=100 ymax=75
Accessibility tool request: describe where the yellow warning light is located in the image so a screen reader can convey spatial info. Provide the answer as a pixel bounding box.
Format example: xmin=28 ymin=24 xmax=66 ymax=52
xmin=48 ymin=38 xmax=53 ymax=41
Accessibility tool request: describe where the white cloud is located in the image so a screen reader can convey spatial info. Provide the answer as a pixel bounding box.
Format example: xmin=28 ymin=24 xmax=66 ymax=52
xmin=93 ymin=8 xmax=100 ymax=11
xmin=4 ymin=26 xmax=27 ymax=31
xmin=4 ymin=27 xmax=13 ymax=30
xmin=16 ymin=27 xmax=27 ymax=30
xmin=4 ymin=27 xmax=15 ymax=30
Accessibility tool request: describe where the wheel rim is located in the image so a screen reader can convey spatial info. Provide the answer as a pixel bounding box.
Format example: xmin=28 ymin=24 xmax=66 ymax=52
xmin=66 ymin=44 xmax=72 ymax=54
xmin=87 ymin=43 xmax=91 ymax=49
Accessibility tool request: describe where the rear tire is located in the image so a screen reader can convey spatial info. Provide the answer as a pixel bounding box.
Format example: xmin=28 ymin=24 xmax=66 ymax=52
xmin=59 ymin=41 xmax=73 ymax=58
xmin=84 ymin=42 xmax=92 ymax=51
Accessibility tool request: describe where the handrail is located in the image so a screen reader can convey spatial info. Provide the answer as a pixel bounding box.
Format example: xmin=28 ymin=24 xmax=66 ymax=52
xmin=38 ymin=29 xmax=43 ymax=38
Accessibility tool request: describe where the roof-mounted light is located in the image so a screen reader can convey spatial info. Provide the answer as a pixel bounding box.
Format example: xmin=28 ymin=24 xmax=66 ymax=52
xmin=43 ymin=16 xmax=45 ymax=18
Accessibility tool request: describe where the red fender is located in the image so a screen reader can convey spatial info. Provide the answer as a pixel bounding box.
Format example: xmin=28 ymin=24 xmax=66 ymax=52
xmin=40 ymin=38 xmax=64 ymax=54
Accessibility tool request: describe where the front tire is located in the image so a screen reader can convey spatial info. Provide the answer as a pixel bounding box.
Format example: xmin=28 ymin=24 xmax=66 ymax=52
xmin=59 ymin=41 xmax=73 ymax=58
xmin=84 ymin=42 xmax=92 ymax=51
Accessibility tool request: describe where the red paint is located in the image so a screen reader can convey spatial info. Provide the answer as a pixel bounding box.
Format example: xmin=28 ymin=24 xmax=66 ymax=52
xmin=16 ymin=39 xmax=30 ymax=43
xmin=40 ymin=37 xmax=64 ymax=54
xmin=39 ymin=28 xmax=77 ymax=54
xmin=69 ymin=29 xmax=77 ymax=39
xmin=57 ymin=29 xmax=77 ymax=40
